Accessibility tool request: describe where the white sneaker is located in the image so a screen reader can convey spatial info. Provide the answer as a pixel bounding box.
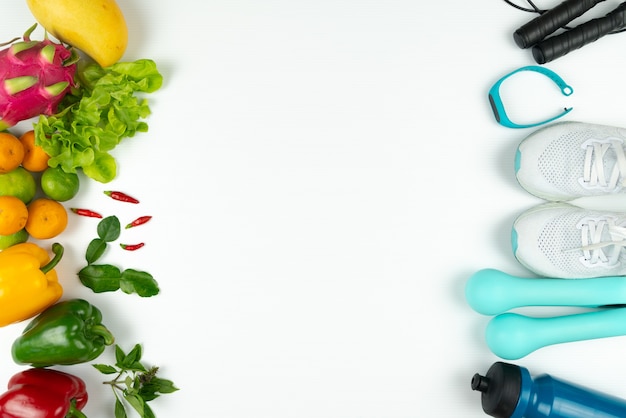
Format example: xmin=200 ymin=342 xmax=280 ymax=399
xmin=512 ymin=202 xmax=626 ymax=278
xmin=515 ymin=121 xmax=626 ymax=201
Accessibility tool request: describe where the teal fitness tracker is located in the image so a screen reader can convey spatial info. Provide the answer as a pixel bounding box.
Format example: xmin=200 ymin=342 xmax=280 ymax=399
xmin=488 ymin=65 xmax=573 ymax=129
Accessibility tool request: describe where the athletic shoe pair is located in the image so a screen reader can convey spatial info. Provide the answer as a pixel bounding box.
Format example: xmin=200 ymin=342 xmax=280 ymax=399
xmin=512 ymin=121 xmax=626 ymax=278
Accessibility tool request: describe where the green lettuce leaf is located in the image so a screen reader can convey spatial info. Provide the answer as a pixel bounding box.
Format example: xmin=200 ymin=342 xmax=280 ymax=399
xmin=35 ymin=59 xmax=163 ymax=183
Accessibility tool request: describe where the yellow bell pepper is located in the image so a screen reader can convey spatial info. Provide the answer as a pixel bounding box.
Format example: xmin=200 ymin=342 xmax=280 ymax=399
xmin=0 ymin=242 xmax=64 ymax=327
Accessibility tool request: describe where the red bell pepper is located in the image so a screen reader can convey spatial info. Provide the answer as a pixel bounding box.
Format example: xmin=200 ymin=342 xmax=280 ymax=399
xmin=0 ymin=368 xmax=88 ymax=417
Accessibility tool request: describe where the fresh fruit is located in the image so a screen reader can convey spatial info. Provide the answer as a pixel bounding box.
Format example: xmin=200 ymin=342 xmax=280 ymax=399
xmin=40 ymin=166 xmax=79 ymax=202
xmin=19 ymin=130 xmax=50 ymax=172
xmin=0 ymin=167 xmax=37 ymax=203
xmin=0 ymin=24 xmax=77 ymax=131
xmin=0 ymin=132 xmax=24 ymax=174
xmin=25 ymin=0 xmax=128 ymax=67
xmin=0 ymin=229 xmax=29 ymax=250
xmin=0 ymin=196 xmax=29 ymax=235
xmin=25 ymin=198 xmax=68 ymax=240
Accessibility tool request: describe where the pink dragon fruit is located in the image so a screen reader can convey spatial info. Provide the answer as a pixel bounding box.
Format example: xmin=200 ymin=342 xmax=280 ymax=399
xmin=0 ymin=24 xmax=77 ymax=130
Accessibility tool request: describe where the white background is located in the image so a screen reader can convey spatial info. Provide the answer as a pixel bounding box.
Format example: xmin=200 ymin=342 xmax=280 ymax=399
xmin=4 ymin=0 xmax=626 ymax=417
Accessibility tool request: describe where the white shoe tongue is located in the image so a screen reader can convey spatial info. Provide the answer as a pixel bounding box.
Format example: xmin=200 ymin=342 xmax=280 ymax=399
xmin=601 ymin=226 xmax=614 ymax=244
xmin=602 ymin=153 xmax=617 ymax=186
xmin=596 ymin=219 xmax=626 ymax=259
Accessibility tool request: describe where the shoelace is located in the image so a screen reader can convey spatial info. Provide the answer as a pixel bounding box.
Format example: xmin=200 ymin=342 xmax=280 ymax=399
xmin=575 ymin=217 xmax=626 ymax=266
xmin=581 ymin=139 xmax=626 ymax=190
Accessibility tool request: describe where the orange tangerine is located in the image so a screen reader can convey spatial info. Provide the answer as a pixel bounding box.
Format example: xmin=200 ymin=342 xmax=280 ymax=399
xmin=19 ymin=130 xmax=50 ymax=172
xmin=25 ymin=198 xmax=68 ymax=240
xmin=0 ymin=195 xmax=29 ymax=235
xmin=0 ymin=132 xmax=24 ymax=174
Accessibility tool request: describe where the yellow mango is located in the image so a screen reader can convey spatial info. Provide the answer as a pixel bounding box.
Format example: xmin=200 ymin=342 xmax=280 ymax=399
xmin=25 ymin=0 xmax=128 ymax=67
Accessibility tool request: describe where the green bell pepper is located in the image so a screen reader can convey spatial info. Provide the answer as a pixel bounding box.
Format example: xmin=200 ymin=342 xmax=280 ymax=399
xmin=11 ymin=298 xmax=115 ymax=367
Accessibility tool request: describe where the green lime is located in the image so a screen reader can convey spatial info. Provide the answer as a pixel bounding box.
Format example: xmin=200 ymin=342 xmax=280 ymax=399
xmin=41 ymin=166 xmax=80 ymax=202
xmin=0 ymin=228 xmax=28 ymax=250
xmin=0 ymin=167 xmax=37 ymax=203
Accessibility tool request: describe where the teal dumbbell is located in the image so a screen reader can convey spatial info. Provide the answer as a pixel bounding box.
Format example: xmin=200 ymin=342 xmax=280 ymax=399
xmin=486 ymin=308 xmax=626 ymax=359
xmin=465 ymin=268 xmax=626 ymax=315
xmin=466 ymin=269 xmax=626 ymax=359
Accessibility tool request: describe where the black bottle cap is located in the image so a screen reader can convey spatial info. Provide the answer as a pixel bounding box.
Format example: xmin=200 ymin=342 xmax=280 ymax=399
xmin=471 ymin=362 xmax=522 ymax=418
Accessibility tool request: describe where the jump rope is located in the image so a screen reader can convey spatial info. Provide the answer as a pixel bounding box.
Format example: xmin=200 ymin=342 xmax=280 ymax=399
xmin=504 ymin=0 xmax=626 ymax=63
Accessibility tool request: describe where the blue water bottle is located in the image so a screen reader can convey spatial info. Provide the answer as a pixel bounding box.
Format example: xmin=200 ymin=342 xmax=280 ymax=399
xmin=471 ymin=362 xmax=626 ymax=418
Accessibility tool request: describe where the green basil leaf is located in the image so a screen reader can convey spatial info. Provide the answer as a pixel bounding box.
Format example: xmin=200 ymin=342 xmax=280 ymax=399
xmin=114 ymin=398 xmax=127 ymax=418
xmin=126 ymin=361 xmax=147 ymax=373
xmin=124 ymin=393 xmax=144 ymax=416
xmin=152 ymin=377 xmax=179 ymax=394
xmin=85 ymin=238 xmax=107 ymax=264
xmin=93 ymin=364 xmax=118 ymax=375
xmin=78 ymin=264 xmax=121 ymax=293
xmin=97 ymin=216 xmax=121 ymax=242
xmin=123 ymin=344 xmax=143 ymax=368
xmin=138 ymin=384 xmax=159 ymax=402
xmin=115 ymin=345 xmax=126 ymax=367
xmin=120 ymin=269 xmax=160 ymax=297
xmin=143 ymin=403 xmax=156 ymax=418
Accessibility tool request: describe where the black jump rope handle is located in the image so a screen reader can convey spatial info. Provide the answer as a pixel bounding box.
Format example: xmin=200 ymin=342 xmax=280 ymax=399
xmin=514 ymin=0 xmax=605 ymax=48
xmin=532 ymin=2 xmax=626 ymax=64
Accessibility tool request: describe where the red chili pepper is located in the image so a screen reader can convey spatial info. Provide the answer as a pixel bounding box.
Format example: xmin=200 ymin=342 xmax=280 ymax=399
xmin=126 ymin=215 xmax=152 ymax=229
xmin=70 ymin=208 xmax=103 ymax=219
xmin=120 ymin=242 xmax=145 ymax=251
xmin=0 ymin=368 xmax=88 ymax=417
xmin=103 ymin=190 xmax=139 ymax=204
